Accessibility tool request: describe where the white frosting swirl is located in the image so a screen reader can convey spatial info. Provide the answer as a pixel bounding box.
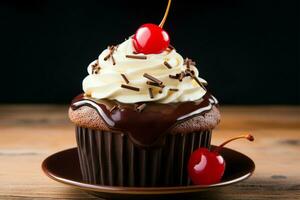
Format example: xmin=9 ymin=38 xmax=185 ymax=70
xmin=83 ymin=38 xmax=207 ymax=104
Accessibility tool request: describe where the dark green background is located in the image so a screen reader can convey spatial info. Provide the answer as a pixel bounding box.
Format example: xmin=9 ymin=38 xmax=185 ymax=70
xmin=0 ymin=0 xmax=299 ymax=104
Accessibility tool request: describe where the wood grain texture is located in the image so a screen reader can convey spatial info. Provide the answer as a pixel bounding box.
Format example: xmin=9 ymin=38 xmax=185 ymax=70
xmin=0 ymin=105 xmax=299 ymax=200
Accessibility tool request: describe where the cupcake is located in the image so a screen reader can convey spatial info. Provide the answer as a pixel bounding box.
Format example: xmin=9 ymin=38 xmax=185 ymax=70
xmin=68 ymin=1 xmax=220 ymax=187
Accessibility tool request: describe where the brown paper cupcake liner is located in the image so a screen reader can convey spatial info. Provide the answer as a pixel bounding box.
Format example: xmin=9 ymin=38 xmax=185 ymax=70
xmin=75 ymin=126 xmax=212 ymax=187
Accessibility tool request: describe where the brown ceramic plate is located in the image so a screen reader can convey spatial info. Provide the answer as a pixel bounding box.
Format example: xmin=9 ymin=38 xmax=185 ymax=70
xmin=42 ymin=146 xmax=255 ymax=199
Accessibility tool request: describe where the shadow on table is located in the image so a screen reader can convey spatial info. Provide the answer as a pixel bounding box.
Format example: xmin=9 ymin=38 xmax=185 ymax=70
xmin=87 ymin=190 xmax=224 ymax=200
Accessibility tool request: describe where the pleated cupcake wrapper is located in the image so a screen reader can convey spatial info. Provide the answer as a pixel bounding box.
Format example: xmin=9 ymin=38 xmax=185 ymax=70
xmin=75 ymin=126 xmax=212 ymax=187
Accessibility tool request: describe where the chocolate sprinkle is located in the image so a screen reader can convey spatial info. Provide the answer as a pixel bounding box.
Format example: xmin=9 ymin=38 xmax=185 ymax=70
xmin=169 ymin=67 xmax=207 ymax=90
xmin=184 ymin=58 xmax=196 ymax=66
xmin=92 ymin=62 xmax=100 ymax=74
xmin=163 ymin=61 xmax=172 ymax=69
xmin=143 ymin=73 xmax=163 ymax=85
xmin=169 ymin=68 xmax=198 ymax=82
xmin=146 ymin=81 xmax=165 ymax=88
xmin=185 ymin=69 xmax=195 ymax=77
xmin=91 ymin=61 xmax=100 ymax=74
xmin=192 ymin=76 xmax=206 ymax=90
xmin=121 ymin=74 xmax=130 ymax=84
xmin=135 ymin=103 xmax=146 ymax=112
xmin=178 ymin=72 xmax=185 ymax=82
xmin=104 ymin=46 xmax=114 ymax=61
xmin=104 ymin=46 xmax=116 ymax=65
xmin=126 ymin=55 xmax=147 ymax=59
xmin=169 ymin=88 xmax=179 ymax=92
xmin=185 ymin=58 xmax=190 ymax=69
xmin=148 ymin=88 xmax=154 ymax=99
xmin=169 ymin=74 xmax=178 ymax=79
xmin=111 ymin=55 xmax=116 ymax=65
xmin=121 ymin=84 xmax=140 ymax=92
xmin=94 ymin=68 xmax=100 ymax=74
xmin=104 ymin=54 xmax=111 ymax=61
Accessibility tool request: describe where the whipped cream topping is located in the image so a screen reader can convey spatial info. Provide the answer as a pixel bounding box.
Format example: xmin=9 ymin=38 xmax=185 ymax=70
xmin=83 ymin=38 xmax=207 ymax=104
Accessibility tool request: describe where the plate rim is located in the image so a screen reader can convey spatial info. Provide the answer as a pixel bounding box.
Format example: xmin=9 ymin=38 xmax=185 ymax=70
xmin=42 ymin=147 xmax=255 ymax=195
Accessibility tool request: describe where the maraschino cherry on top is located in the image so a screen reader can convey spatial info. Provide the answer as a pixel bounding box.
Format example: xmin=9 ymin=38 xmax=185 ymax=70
xmin=132 ymin=0 xmax=172 ymax=54
xmin=188 ymin=134 xmax=254 ymax=185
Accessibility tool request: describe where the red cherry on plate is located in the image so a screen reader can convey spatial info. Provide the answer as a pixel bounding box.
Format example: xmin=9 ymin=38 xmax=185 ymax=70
xmin=188 ymin=148 xmax=225 ymax=185
xmin=133 ymin=24 xmax=170 ymax=54
xmin=188 ymin=134 xmax=254 ymax=185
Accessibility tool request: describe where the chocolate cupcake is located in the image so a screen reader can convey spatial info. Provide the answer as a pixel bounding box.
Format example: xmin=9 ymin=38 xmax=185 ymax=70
xmin=68 ymin=37 xmax=220 ymax=187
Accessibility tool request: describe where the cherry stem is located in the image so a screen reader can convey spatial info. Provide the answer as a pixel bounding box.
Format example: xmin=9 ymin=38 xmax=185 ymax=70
xmin=214 ymin=134 xmax=254 ymax=153
xmin=159 ymin=0 xmax=172 ymax=28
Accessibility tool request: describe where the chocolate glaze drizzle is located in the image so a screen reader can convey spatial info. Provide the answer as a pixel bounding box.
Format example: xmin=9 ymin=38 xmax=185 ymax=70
xmin=71 ymin=93 xmax=218 ymax=147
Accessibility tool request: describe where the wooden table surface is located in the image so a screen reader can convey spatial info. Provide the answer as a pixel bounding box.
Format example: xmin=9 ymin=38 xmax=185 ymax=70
xmin=0 ymin=105 xmax=299 ymax=200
